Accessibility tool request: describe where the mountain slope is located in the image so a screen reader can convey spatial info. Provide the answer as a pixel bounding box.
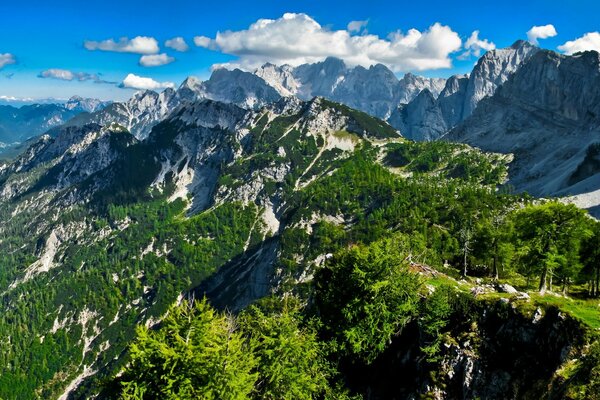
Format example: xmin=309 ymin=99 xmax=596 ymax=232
xmin=255 ymin=57 xmax=446 ymax=119
xmin=389 ymin=40 xmax=538 ymax=140
xmin=447 ymin=49 xmax=600 ymax=212
xmin=1 ymin=90 xmax=598 ymax=399
xmin=0 ymin=97 xmax=408 ymax=398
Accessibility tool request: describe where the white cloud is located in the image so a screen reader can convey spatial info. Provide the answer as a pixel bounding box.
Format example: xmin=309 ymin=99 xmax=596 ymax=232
xmin=39 ymin=68 xmax=83 ymax=81
xmin=458 ymin=30 xmax=496 ymax=59
xmin=558 ymin=32 xmax=600 ymax=55
xmin=84 ymin=36 xmax=159 ymax=54
xmin=193 ymin=36 xmax=214 ymax=48
xmin=119 ymin=73 xmax=175 ymax=90
xmin=38 ymin=68 xmax=115 ymax=84
xmin=165 ymin=37 xmax=189 ymax=52
xmin=347 ymin=20 xmax=368 ymax=33
xmin=527 ymin=24 xmax=557 ymax=45
xmin=0 ymin=53 xmax=16 ymax=69
xmin=0 ymin=95 xmax=34 ymax=102
xmin=139 ymin=53 xmax=175 ymax=67
xmin=194 ymin=13 xmax=462 ymax=72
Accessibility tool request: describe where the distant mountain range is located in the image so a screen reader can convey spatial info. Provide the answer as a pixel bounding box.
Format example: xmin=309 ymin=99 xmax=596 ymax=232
xmin=4 ymin=40 xmax=600 ymax=212
xmin=0 ymin=96 xmax=111 ymax=150
xmin=63 ymin=58 xmax=445 ymax=140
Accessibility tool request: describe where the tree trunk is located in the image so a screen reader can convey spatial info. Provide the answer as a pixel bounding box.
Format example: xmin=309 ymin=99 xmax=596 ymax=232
xmin=596 ymin=265 xmax=600 ymax=297
xmin=492 ymin=253 xmax=499 ymax=281
xmin=539 ymin=267 xmax=548 ymax=293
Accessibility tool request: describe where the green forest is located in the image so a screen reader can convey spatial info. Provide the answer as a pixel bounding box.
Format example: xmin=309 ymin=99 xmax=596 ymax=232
xmin=0 ymin=104 xmax=599 ymax=399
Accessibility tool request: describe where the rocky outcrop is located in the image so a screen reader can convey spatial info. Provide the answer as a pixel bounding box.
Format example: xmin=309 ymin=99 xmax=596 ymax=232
xmin=345 ymin=297 xmax=588 ymax=400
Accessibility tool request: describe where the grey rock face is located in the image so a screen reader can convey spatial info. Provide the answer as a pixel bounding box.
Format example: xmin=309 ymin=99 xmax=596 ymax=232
xmin=254 ymin=57 xmax=446 ymax=120
xmin=462 ymin=40 xmax=539 ymax=118
xmin=447 ymin=49 xmax=600 ymax=209
xmin=388 ymin=90 xmax=447 ymax=141
xmin=388 ymin=41 xmax=538 ymax=140
xmin=200 ymin=68 xmax=282 ymax=109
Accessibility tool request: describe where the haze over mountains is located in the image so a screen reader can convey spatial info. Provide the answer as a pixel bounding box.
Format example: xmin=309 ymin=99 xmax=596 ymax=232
xmin=0 ymin=96 xmax=110 ymax=147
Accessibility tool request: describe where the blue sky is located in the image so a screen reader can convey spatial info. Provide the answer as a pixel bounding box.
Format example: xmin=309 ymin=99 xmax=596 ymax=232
xmin=0 ymin=0 xmax=599 ymax=101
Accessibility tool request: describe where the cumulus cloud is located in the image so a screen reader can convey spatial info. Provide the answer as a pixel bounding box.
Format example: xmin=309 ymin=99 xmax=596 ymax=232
xmin=527 ymin=24 xmax=557 ymax=45
xmin=194 ymin=13 xmax=462 ymax=72
xmin=347 ymin=20 xmax=368 ymax=33
xmin=38 ymin=68 xmax=115 ymax=84
xmin=119 ymin=73 xmax=175 ymax=90
xmin=165 ymin=37 xmax=189 ymax=52
xmin=0 ymin=53 xmax=16 ymax=69
xmin=84 ymin=36 xmax=159 ymax=54
xmin=558 ymin=32 xmax=600 ymax=55
xmin=0 ymin=95 xmax=34 ymax=102
xmin=458 ymin=30 xmax=495 ymax=59
xmin=139 ymin=53 xmax=175 ymax=67
xmin=0 ymin=95 xmax=34 ymax=103
xmin=193 ymin=36 xmax=214 ymax=48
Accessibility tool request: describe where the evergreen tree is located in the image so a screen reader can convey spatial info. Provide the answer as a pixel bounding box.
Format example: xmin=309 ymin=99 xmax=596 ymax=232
xmin=513 ymin=202 xmax=591 ymax=293
xmin=118 ymin=299 xmax=257 ymax=400
xmin=239 ymin=300 xmax=330 ymax=400
xmin=315 ymin=235 xmax=422 ymax=363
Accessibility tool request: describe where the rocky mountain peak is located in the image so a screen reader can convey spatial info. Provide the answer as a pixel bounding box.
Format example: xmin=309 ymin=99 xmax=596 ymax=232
xmin=63 ymin=96 xmax=111 ymax=113
xmin=388 ymin=41 xmax=540 ymax=140
xmin=320 ymin=56 xmax=347 ymax=72
xmin=254 ymin=63 xmax=299 ymax=97
xmin=388 ymin=89 xmax=447 ymax=141
xmin=510 ymin=39 xmax=532 ymax=50
xmin=173 ymin=99 xmax=250 ymax=131
xmin=179 ymin=76 xmax=202 ymax=90
xmin=446 ymin=46 xmax=600 ymax=209
xmin=463 ymin=39 xmax=539 ymax=117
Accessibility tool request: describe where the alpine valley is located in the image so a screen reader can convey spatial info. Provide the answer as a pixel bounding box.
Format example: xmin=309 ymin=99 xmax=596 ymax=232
xmin=2 ymin=38 xmax=600 ymax=400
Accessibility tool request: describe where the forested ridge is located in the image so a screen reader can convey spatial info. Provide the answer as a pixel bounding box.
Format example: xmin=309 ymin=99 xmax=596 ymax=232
xmin=0 ymin=99 xmax=598 ymax=399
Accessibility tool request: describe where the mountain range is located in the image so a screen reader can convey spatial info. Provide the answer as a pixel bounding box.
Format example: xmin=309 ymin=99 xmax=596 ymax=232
xmin=2 ymin=37 xmax=600 ymax=399
xmin=0 ymin=96 xmax=111 ymax=154
xmin=33 ymin=40 xmax=598 ymax=216
xmin=448 ymin=48 xmax=600 ymax=210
